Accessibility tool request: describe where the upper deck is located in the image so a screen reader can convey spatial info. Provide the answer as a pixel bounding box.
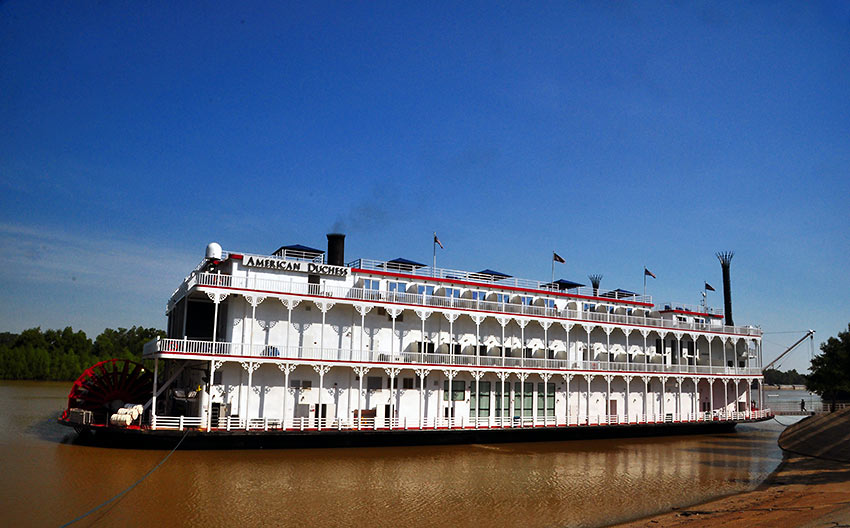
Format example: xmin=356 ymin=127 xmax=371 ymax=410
xmin=165 ymin=250 xmax=756 ymax=339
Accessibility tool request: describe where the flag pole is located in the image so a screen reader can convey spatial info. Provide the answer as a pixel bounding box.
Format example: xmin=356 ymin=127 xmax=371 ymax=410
xmin=551 ymin=251 xmax=555 ymax=285
xmin=643 ymin=266 xmax=647 ymax=298
xmin=432 ymin=232 xmax=437 ymax=277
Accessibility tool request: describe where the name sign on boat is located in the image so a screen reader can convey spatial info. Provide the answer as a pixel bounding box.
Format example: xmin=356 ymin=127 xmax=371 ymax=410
xmin=242 ymin=255 xmax=349 ymax=277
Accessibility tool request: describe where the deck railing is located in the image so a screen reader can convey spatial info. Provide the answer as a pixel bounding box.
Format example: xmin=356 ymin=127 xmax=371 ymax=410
xmin=147 ymin=409 xmax=772 ymax=431
xmin=190 ymin=272 xmax=760 ymax=337
xmin=148 ymin=338 xmax=763 ymax=376
xmin=350 ymin=258 xmax=654 ymax=304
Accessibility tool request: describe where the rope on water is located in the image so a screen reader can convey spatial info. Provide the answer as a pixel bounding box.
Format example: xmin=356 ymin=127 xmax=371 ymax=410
xmin=59 ymin=429 xmax=190 ymax=527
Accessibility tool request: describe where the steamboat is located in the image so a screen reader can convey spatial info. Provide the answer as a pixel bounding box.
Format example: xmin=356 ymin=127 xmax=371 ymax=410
xmin=59 ymin=234 xmax=769 ymax=447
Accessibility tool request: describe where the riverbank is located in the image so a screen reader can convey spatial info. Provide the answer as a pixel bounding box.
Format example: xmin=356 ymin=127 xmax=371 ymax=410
xmin=614 ymin=409 xmax=850 ymax=527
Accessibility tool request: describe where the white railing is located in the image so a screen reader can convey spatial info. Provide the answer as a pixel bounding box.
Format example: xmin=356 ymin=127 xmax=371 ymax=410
xmin=190 ymin=271 xmax=760 ymax=337
xmin=149 ymin=408 xmax=770 ymax=432
xmin=351 ymin=259 xmax=654 ymax=303
xmin=147 ymin=337 xmax=764 ymax=376
xmin=151 ymin=415 xmax=204 ymax=431
xmin=656 ymin=302 xmax=723 ymax=317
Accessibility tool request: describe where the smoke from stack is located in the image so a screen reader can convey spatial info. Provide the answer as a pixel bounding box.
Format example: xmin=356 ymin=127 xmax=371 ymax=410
xmin=716 ymin=251 xmax=734 ymax=326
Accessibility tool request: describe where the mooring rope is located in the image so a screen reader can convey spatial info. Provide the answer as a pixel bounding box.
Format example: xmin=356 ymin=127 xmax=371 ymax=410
xmin=59 ymin=429 xmax=190 ymax=527
xmin=772 ymin=416 xmax=799 ymax=427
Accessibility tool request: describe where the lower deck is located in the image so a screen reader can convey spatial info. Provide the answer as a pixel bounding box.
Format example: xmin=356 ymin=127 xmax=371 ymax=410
xmin=62 ymin=414 xmax=767 ymax=449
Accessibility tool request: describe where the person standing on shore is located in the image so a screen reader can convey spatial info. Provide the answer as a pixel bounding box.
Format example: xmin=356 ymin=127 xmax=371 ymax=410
xmin=801 ymin=399 xmax=806 ymax=412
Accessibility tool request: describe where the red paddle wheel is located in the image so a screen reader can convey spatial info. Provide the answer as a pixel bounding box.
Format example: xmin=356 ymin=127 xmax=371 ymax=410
xmin=63 ymin=359 xmax=153 ymax=423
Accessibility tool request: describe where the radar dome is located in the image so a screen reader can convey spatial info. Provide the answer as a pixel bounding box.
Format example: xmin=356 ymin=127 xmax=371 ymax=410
xmin=205 ymin=242 xmax=222 ymax=260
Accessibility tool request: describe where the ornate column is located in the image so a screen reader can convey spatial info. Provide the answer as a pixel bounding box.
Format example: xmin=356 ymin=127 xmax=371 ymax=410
xmin=313 ymin=364 xmax=331 ymax=430
xmin=721 ymin=378 xmax=729 ymax=419
xmin=582 ymin=324 xmax=594 ymax=363
xmin=624 ymin=328 xmax=633 ymax=364
xmin=441 ymin=369 xmax=458 ymax=428
xmin=676 ymin=376 xmax=684 ymax=421
xmin=313 ymin=301 xmax=335 ymax=359
xmin=560 ymin=322 xmax=574 ymax=364
xmin=471 ymin=370 xmax=484 ymax=427
xmin=240 ymin=361 xmax=259 ymax=429
xmin=280 ymin=298 xmax=301 ymax=356
xmin=384 ymin=367 xmax=400 ymax=429
xmin=539 ymin=372 xmax=552 ymax=426
xmin=386 ymin=307 xmax=404 ymax=360
xmin=673 ymin=332 xmax=684 ymax=369
xmin=540 ymin=320 xmax=553 ymax=361
xmin=603 ymin=374 xmax=614 ymax=424
xmin=496 ymin=371 xmax=510 ymax=426
xmin=415 ymin=309 xmax=433 ymax=361
xmin=353 ymin=365 xmax=370 ymax=430
xmin=443 ymin=312 xmax=460 ymax=362
xmin=497 ymin=316 xmax=510 ymax=366
xmin=516 ymin=372 xmax=529 ymax=425
xmin=414 ymin=368 xmax=431 ymax=428
xmin=583 ymin=374 xmax=593 ymax=425
xmin=561 ymin=373 xmax=574 ymax=425
xmin=624 ymin=375 xmax=633 ymax=423
xmin=277 ymin=363 xmax=296 ymax=429
xmin=244 ymin=295 xmax=266 ymax=356
xmin=641 ymin=375 xmax=651 ymax=423
xmin=517 ymin=318 xmax=529 ymax=367
xmin=640 ymin=329 xmax=651 ymax=366
xmin=471 ymin=314 xmax=486 ymax=366
xmin=354 ymin=304 xmax=372 ymax=361
xmin=707 ymin=377 xmax=715 ymax=418
xmin=207 ymin=292 xmax=229 ymax=346
xmin=603 ymin=326 xmax=614 ymax=367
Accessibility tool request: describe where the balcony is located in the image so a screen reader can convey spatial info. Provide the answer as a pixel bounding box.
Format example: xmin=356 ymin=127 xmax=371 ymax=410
xmin=181 ymin=272 xmax=760 ymax=337
xmin=146 ymin=337 xmax=764 ymax=377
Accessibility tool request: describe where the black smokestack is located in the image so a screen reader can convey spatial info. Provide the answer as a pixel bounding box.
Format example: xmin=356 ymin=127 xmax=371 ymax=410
xmin=327 ymin=233 xmax=345 ymax=266
xmin=588 ymin=274 xmax=603 ymax=297
xmin=716 ymin=251 xmax=734 ymax=326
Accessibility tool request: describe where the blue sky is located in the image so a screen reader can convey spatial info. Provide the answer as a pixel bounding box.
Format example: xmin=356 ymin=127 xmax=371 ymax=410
xmin=1 ymin=2 xmax=848 ymax=372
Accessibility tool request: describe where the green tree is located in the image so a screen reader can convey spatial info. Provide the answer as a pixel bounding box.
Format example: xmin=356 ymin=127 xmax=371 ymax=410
xmin=806 ymin=324 xmax=850 ymax=410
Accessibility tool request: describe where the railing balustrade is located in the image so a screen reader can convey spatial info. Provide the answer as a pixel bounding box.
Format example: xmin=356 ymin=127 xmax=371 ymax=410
xmin=183 ymin=271 xmax=759 ymax=337
xmin=150 ymin=408 xmax=771 ymax=432
xmin=148 ymin=337 xmax=763 ymax=376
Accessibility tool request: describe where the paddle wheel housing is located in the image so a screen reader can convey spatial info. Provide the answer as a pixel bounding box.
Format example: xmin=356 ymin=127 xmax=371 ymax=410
xmin=63 ymin=359 xmax=153 ymax=425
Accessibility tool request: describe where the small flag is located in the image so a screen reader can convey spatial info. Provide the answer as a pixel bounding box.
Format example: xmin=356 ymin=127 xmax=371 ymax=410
xmin=644 ymin=268 xmax=656 ymax=279
xmin=705 ymin=282 xmax=715 ymax=292
xmin=553 ymin=252 xmax=565 ymax=264
xmin=434 ymin=233 xmax=444 ymax=249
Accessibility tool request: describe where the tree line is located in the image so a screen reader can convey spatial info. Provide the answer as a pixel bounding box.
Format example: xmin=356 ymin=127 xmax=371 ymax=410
xmin=763 ymin=368 xmax=807 ymax=386
xmin=0 ymin=326 xmax=164 ymax=381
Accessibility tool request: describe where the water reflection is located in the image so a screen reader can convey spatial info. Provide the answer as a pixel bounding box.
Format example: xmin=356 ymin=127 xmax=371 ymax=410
xmin=2 ymin=382 xmax=791 ymax=528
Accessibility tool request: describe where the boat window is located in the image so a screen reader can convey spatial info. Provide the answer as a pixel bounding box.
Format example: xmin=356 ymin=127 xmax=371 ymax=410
xmin=443 ymin=380 xmax=465 ymax=401
xmin=445 ymin=288 xmax=460 ymax=298
xmin=471 ymin=291 xmax=486 ymax=301
xmin=363 ymin=279 xmax=379 ymax=290
xmin=417 ymin=285 xmax=434 ymax=296
xmin=496 ymin=293 xmax=510 ymax=304
xmin=543 ymin=299 xmax=555 ymax=309
xmin=366 ymin=376 xmax=382 ymax=390
xmin=520 ymin=296 xmax=532 ymax=305
xmin=388 ymin=281 xmax=406 ymax=293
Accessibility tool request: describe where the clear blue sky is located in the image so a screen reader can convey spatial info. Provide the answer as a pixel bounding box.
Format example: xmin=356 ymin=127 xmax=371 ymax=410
xmin=1 ymin=2 xmax=848 ymax=373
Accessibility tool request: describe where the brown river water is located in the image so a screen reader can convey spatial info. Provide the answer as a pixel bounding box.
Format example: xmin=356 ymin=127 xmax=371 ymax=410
xmin=1 ymin=381 xmax=794 ymax=527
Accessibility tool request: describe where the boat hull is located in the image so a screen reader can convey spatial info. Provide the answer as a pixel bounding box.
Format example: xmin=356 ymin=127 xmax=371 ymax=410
xmin=58 ymin=417 xmax=766 ymax=450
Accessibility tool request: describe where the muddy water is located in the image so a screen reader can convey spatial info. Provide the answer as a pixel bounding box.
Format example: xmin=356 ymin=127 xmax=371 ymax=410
xmin=0 ymin=381 xmax=791 ymax=527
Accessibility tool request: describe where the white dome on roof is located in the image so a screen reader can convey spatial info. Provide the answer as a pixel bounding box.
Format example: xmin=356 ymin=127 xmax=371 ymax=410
xmin=205 ymin=242 xmax=222 ymax=260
